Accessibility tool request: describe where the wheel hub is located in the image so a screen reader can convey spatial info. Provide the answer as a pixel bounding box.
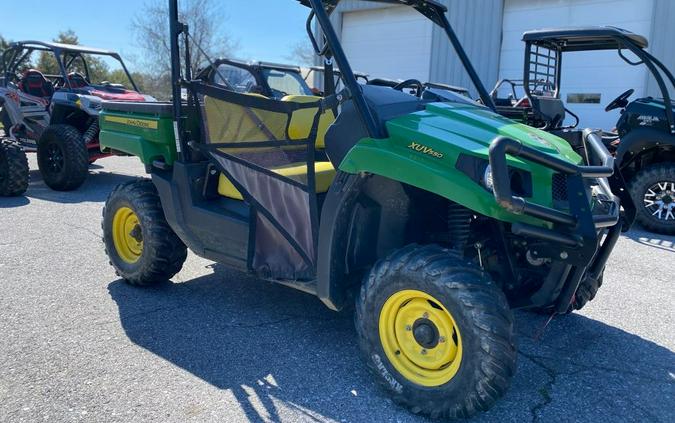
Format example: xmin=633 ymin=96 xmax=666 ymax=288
xmin=412 ymin=318 xmax=440 ymax=349
xmin=643 ymin=181 xmax=675 ymax=221
xmin=46 ymin=143 xmax=64 ymax=173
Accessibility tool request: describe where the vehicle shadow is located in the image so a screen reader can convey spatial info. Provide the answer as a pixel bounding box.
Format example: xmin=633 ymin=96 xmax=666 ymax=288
xmin=0 ymin=195 xmax=30 ymax=208
xmin=23 ymin=168 xmax=138 ymax=204
xmin=108 ymin=265 xmax=675 ymax=422
xmin=622 ymin=227 xmax=675 ymax=253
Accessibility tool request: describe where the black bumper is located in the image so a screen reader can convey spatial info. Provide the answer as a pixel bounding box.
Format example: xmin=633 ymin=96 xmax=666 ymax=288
xmin=489 ymin=129 xmax=625 ymax=312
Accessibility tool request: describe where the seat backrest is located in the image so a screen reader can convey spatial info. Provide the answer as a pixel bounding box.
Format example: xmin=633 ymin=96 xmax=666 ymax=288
xmin=19 ymin=69 xmax=54 ymax=98
xmin=530 ymin=96 xmax=566 ymax=129
xmin=67 ymin=72 xmax=89 ymax=89
xmin=281 ymin=95 xmax=336 ymax=149
xmin=324 ymin=85 xmax=426 ymax=167
xmin=203 ymin=93 xmax=288 ymax=147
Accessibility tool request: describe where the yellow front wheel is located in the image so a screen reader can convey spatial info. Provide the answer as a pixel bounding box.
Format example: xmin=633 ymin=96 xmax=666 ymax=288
xmin=379 ymin=290 xmax=462 ymax=387
xmin=102 ymin=179 xmax=187 ymax=286
xmin=355 ymin=245 xmax=516 ymax=420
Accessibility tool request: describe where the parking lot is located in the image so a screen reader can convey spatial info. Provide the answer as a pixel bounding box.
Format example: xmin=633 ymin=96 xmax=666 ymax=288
xmin=0 ymin=156 xmax=673 ymax=423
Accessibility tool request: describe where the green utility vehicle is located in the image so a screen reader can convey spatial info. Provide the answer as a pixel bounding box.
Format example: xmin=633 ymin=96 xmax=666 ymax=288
xmin=100 ymin=0 xmax=629 ymax=419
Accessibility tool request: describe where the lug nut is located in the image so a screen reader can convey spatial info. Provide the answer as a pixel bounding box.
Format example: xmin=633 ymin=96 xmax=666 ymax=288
xmin=439 ymin=336 xmax=446 ymax=343
xmin=405 ymin=325 xmax=412 ymax=331
xmin=560 ymin=251 xmax=569 ymax=259
xmin=422 ymin=312 xmax=429 ymax=319
xmin=421 ymin=349 xmax=427 ymax=355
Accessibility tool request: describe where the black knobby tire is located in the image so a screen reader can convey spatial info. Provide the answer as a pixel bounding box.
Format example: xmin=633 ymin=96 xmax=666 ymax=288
xmin=0 ymin=140 xmax=29 ymax=196
xmin=102 ymin=179 xmax=188 ymax=286
xmin=629 ymin=164 xmax=675 ymax=235
xmin=1 ymin=110 xmax=13 ymax=135
xmin=37 ymin=124 xmax=89 ymax=191
xmin=355 ymin=244 xmax=516 ymax=419
xmin=572 ymin=270 xmax=604 ymax=311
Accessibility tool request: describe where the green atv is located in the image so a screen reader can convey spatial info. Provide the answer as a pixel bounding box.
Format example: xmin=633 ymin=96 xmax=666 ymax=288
xmin=100 ymin=0 xmax=630 ymax=419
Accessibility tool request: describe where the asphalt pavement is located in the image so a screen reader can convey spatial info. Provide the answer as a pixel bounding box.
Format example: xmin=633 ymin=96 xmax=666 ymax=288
xmin=0 ymin=156 xmax=673 ymax=423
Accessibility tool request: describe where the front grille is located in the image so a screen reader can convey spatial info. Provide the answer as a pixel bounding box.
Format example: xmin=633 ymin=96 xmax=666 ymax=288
xmin=552 ymin=173 xmax=568 ymax=201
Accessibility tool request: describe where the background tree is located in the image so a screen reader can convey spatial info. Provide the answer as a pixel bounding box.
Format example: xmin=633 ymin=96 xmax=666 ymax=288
xmin=35 ymin=30 xmax=110 ymax=82
xmin=0 ymin=34 xmax=33 ymax=72
xmin=131 ymin=0 xmax=238 ymax=99
xmin=36 ymin=30 xmax=78 ymax=75
xmin=286 ymin=41 xmax=316 ymax=67
xmin=0 ymin=35 xmax=9 ymax=51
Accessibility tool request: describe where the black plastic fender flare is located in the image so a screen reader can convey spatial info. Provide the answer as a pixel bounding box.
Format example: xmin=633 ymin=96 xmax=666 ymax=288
xmin=316 ymin=171 xmax=369 ymax=311
xmin=615 ymin=127 xmax=675 ymax=169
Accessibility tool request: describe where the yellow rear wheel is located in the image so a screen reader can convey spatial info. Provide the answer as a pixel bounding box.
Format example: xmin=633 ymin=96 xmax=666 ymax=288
xmin=103 ymin=180 xmax=187 ymax=286
xmin=379 ymin=290 xmax=462 ymax=387
xmin=112 ymin=206 xmax=143 ymax=264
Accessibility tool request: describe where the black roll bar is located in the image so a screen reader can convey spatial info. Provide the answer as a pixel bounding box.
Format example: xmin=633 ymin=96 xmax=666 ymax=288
xmin=169 ymin=0 xmax=185 ymax=160
xmin=437 ymin=13 xmax=496 ymax=111
xmin=307 ymin=0 xmax=498 ymax=128
xmin=308 ymin=0 xmax=382 ymax=138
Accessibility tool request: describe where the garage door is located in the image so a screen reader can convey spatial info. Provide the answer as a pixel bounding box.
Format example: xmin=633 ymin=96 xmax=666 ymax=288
xmin=341 ymin=7 xmax=433 ymax=82
xmin=499 ymin=0 xmax=655 ymax=129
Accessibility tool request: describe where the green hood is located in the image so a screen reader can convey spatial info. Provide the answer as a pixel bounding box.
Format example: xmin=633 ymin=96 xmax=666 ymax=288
xmin=396 ymin=102 xmax=581 ymax=165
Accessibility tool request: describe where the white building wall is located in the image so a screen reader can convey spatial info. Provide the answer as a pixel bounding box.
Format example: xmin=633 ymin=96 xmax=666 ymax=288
xmin=500 ymin=0 xmax=655 ymax=129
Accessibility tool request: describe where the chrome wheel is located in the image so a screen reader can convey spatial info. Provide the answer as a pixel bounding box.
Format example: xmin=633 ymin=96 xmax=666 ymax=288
xmin=643 ymin=181 xmax=675 ymax=221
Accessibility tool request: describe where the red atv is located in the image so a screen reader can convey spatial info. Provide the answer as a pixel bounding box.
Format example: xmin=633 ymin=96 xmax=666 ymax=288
xmin=0 ymin=41 xmax=152 ymax=194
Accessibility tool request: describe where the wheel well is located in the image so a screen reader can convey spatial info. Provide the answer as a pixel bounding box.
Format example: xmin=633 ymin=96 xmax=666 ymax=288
xmin=623 ymin=146 xmax=675 ymax=180
xmin=318 ymin=173 xmax=456 ymax=310
xmin=50 ymin=105 xmax=92 ymax=132
xmin=618 ymin=129 xmax=675 ymax=180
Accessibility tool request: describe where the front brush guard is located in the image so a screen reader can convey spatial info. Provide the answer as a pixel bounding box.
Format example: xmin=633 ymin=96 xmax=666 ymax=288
xmin=489 ymin=129 xmax=623 ymax=312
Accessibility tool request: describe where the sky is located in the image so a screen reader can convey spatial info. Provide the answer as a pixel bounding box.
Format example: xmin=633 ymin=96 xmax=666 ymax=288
xmin=2 ymin=0 xmax=311 ymax=72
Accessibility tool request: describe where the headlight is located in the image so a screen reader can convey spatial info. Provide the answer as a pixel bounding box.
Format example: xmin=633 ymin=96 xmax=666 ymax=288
xmin=483 ymin=165 xmax=494 ymax=191
xmin=455 ymin=154 xmax=533 ymax=197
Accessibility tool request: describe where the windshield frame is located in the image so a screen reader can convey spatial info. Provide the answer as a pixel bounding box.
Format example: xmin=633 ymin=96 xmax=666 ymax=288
xmin=304 ymin=0 xmax=497 ymax=139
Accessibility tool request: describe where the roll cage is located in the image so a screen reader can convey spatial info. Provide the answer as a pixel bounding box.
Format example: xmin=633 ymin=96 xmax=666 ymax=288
xmin=168 ymin=0 xmax=498 ymax=157
xmin=521 ymin=27 xmax=675 ymax=134
xmin=1 ymin=40 xmax=139 ymax=92
xmin=195 ymin=57 xmax=313 ymax=98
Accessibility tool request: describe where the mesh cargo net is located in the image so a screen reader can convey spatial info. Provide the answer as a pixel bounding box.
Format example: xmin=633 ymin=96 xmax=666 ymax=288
xmin=190 ymin=82 xmax=329 ymax=280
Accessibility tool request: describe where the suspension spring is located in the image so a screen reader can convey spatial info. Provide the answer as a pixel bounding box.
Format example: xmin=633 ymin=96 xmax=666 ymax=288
xmin=82 ymin=119 xmax=99 ymax=146
xmin=448 ymin=201 xmax=472 ymax=254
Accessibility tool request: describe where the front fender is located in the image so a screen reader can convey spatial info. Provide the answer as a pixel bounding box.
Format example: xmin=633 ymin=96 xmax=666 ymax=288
xmin=616 ymin=127 xmax=675 ymax=168
xmin=338 ymin=139 xmax=544 ymax=225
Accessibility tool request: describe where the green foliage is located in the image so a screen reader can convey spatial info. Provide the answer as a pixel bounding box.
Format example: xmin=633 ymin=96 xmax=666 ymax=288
xmin=31 ymin=30 xmax=135 ymax=88
xmin=36 ymin=30 xmax=77 ymax=75
xmin=0 ymin=34 xmax=9 ymax=51
xmin=0 ymin=34 xmax=32 ymax=72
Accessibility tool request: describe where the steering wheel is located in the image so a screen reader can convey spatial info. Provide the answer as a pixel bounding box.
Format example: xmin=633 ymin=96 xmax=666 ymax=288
xmin=393 ymin=79 xmax=424 ymax=97
xmin=605 ymin=88 xmax=634 ymax=112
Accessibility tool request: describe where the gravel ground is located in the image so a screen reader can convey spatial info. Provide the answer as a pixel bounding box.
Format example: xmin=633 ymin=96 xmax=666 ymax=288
xmin=0 ymin=156 xmax=673 ymax=423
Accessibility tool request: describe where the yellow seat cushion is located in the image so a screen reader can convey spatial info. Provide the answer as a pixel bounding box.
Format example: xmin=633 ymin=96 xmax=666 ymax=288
xmin=217 ymin=161 xmax=336 ymax=200
xmin=282 ymin=95 xmax=336 ymax=149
